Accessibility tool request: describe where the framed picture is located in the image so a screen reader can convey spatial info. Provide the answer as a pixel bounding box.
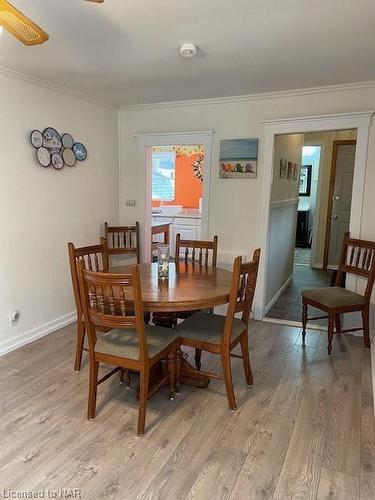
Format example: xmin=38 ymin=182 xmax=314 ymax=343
xmin=293 ymin=163 xmax=299 ymax=181
xmin=299 ymin=164 xmax=312 ymax=196
xmin=287 ymin=161 xmax=294 ymax=180
xmin=279 ymin=158 xmax=287 ymax=178
xmin=219 ymin=138 xmax=258 ymax=179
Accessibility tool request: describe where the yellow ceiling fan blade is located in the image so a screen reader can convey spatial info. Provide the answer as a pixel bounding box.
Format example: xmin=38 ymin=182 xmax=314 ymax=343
xmin=0 ymin=0 xmax=48 ymax=45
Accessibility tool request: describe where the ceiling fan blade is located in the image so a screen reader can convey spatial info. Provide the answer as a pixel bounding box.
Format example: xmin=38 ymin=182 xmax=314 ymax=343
xmin=85 ymin=0 xmax=104 ymax=3
xmin=0 ymin=0 xmax=48 ymax=45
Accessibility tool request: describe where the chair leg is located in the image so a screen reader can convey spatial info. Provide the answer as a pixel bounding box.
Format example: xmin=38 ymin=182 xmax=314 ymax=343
xmin=194 ymin=348 xmax=202 ymax=370
xmin=362 ymin=306 xmax=371 ymax=349
xmin=221 ymin=351 xmax=236 ymax=410
xmin=87 ymin=357 xmax=99 ymax=420
xmin=167 ymin=351 xmax=176 ymax=400
xmin=335 ymin=313 xmax=341 ymax=333
xmin=302 ymin=301 xmax=308 ymax=343
xmin=138 ymin=369 xmax=149 ymax=436
xmin=119 ymin=368 xmax=131 ymax=388
xmin=327 ymin=315 xmax=335 ymax=355
xmin=74 ymin=320 xmax=85 ymax=371
xmin=239 ymin=334 xmax=253 ymax=386
xmin=176 ymin=348 xmax=182 ymax=394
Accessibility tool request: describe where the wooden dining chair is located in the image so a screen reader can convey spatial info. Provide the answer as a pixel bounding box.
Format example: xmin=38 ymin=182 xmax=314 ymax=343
xmin=176 ymin=248 xmax=261 ymax=410
xmin=68 ymin=239 xmax=109 ymax=371
xmin=302 ymin=232 xmax=374 ymax=354
xmin=77 ymin=264 xmax=179 ymax=435
xmin=174 ymin=233 xmax=219 ymax=368
xmin=104 ymin=222 xmax=140 ymax=264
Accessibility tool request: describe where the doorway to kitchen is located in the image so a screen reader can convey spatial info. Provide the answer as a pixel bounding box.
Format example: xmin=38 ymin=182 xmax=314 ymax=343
xmin=135 ymin=131 xmax=213 ymax=263
xmin=265 ymin=129 xmax=357 ymax=324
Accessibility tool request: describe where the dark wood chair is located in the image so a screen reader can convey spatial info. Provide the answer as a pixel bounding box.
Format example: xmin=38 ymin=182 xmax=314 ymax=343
xmin=302 ymin=232 xmax=375 ymax=354
xmin=176 ymin=249 xmax=261 ymax=410
xmin=174 ymin=233 xmax=219 ymax=369
xmin=77 ymin=263 xmax=179 ymax=435
xmin=104 ymin=222 xmax=140 ymax=264
xmin=68 ymin=239 xmax=109 ymax=371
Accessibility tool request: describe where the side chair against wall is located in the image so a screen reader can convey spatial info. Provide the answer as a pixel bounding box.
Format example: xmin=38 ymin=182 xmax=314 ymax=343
xmin=174 ymin=233 xmax=219 ymax=369
xmin=68 ymin=239 xmax=109 ymax=371
xmin=104 ymin=222 xmax=140 ymax=264
xmin=77 ymin=263 xmax=179 ymax=435
xmin=302 ymin=232 xmax=375 ymax=354
xmin=176 ymin=248 xmax=261 ymax=410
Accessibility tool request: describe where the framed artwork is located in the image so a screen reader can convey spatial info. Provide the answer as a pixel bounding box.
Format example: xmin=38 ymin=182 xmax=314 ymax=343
xmin=219 ymin=138 xmax=258 ymax=179
xmin=293 ymin=163 xmax=299 ymax=181
xmin=279 ymin=158 xmax=287 ymax=178
xmin=287 ymin=161 xmax=294 ymax=180
xmin=299 ymin=164 xmax=312 ymax=196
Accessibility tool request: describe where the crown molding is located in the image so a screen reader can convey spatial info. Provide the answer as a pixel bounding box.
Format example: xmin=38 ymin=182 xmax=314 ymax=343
xmin=0 ymin=65 xmax=116 ymax=110
xmin=120 ymin=80 xmax=375 ymax=112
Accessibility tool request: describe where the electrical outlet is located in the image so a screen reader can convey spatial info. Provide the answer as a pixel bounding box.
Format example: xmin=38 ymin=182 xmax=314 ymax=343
xmin=9 ymin=310 xmax=20 ymax=326
xmin=126 ymin=199 xmax=136 ymax=207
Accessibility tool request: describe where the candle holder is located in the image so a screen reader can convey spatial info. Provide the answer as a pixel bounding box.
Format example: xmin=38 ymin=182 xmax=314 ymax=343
xmin=157 ymin=244 xmax=170 ymax=280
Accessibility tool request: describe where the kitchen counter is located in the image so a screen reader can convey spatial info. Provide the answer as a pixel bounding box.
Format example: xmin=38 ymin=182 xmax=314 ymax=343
xmin=152 ymin=209 xmax=202 ymax=219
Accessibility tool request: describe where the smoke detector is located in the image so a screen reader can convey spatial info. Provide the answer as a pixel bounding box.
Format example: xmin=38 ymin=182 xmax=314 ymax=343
xmin=180 ymin=43 xmax=197 ymax=58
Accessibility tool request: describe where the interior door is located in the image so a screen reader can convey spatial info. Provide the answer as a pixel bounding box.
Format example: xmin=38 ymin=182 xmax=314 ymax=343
xmin=327 ymin=142 xmax=356 ymax=267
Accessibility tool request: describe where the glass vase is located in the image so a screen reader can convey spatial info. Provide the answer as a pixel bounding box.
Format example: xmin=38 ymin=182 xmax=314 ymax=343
xmin=157 ymin=244 xmax=170 ymax=280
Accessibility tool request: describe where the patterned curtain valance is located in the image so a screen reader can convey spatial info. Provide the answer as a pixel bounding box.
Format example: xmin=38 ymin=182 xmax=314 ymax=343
xmin=153 ymin=145 xmax=204 ymax=157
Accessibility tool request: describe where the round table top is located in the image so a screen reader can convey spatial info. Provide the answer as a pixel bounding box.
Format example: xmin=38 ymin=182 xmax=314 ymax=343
xmin=112 ymin=262 xmax=232 ymax=312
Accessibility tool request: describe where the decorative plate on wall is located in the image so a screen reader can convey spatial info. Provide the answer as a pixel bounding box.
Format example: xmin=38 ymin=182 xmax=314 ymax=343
xmin=30 ymin=130 xmax=43 ymax=148
xmin=36 ymin=147 xmax=51 ymax=167
xmin=63 ymin=148 xmax=76 ymax=167
xmin=72 ymin=142 xmax=87 ymax=161
xmin=30 ymin=128 xmax=87 ymax=171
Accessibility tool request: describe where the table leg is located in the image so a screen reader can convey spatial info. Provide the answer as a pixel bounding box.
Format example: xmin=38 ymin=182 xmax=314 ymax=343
xmin=152 ymin=311 xmax=210 ymax=389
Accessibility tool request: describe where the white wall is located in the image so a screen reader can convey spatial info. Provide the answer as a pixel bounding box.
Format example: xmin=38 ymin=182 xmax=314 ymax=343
xmin=118 ymin=83 xmax=375 ymax=320
xmin=266 ymin=134 xmax=304 ymax=307
xmin=0 ymin=73 xmax=119 ymax=355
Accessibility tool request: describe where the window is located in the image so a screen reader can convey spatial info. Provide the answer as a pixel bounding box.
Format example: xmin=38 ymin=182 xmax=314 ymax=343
xmin=300 ymin=146 xmax=321 ymax=197
xmin=152 ymin=152 xmax=176 ymax=201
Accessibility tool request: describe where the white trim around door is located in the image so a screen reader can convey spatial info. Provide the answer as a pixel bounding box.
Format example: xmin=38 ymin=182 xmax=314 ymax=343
xmin=256 ymin=111 xmax=373 ymax=320
xmin=135 ymin=131 xmax=214 ymax=262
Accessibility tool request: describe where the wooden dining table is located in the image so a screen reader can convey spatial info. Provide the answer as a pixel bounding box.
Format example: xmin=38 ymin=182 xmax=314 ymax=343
xmin=112 ymin=261 xmax=233 ymax=389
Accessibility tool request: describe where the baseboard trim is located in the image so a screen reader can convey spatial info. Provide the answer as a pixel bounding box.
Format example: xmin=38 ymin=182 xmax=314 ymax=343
xmin=265 ymin=275 xmax=293 ymax=314
xmin=263 ymin=316 xmax=327 ymax=331
xmin=0 ymin=311 xmax=77 ymax=357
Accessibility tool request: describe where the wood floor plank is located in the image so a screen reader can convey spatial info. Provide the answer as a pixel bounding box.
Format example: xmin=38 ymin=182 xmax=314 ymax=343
xmin=0 ymin=321 xmax=372 ymax=500
xmin=317 ymin=467 xmax=359 ymax=499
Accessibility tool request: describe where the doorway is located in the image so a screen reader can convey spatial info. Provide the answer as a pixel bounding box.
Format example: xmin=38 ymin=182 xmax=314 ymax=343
xmin=265 ymin=129 xmax=357 ymax=324
xmin=135 ymin=131 xmax=213 ymax=263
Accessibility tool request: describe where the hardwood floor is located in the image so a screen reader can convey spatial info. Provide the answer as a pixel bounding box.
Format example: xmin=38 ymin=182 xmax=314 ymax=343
xmin=0 ymin=321 xmax=374 ymax=499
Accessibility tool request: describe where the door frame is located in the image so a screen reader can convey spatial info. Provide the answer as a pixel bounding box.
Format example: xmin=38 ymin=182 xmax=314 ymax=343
xmin=323 ymin=139 xmax=357 ymax=270
xmin=135 ymin=131 xmax=214 ymax=262
xmin=256 ymin=111 xmax=372 ymax=320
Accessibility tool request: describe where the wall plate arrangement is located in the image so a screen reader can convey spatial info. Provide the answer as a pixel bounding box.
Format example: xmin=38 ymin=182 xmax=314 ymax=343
xmin=30 ymin=128 xmax=87 ymax=170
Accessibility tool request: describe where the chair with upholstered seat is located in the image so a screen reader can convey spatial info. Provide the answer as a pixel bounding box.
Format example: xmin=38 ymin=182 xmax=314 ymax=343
xmin=302 ymin=232 xmax=375 ymax=354
xmin=175 ymin=233 xmax=219 ymax=369
xmin=176 ymin=249 xmax=261 ymax=410
xmin=78 ymin=263 xmax=179 ymax=435
xmin=68 ymin=239 xmax=109 ymax=371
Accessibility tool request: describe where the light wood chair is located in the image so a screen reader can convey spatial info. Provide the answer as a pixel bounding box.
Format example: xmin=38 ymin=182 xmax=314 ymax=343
xmin=151 ymin=223 xmax=171 ymax=262
xmin=77 ymin=264 xmax=179 ymax=435
xmin=68 ymin=239 xmax=109 ymax=371
xmin=176 ymin=249 xmax=261 ymax=410
xmin=302 ymin=232 xmax=375 ymax=354
xmin=104 ymin=222 xmax=140 ymax=264
xmin=174 ymin=233 xmax=219 ymax=369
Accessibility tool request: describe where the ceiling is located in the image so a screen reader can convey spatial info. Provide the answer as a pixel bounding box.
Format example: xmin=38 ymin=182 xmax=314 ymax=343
xmin=1 ymin=0 xmax=374 ymax=107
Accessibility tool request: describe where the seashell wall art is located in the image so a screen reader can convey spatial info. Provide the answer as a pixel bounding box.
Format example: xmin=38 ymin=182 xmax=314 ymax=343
xmin=30 ymin=128 xmax=87 ymax=170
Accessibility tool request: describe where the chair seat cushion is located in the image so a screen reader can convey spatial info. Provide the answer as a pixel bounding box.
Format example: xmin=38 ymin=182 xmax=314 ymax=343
xmin=302 ymin=286 xmax=365 ymax=308
xmin=176 ymin=312 xmax=246 ymax=344
xmin=95 ymin=325 xmax=177 ymax=360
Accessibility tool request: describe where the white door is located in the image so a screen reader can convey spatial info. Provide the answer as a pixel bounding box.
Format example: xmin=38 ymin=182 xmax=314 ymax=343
xmin=328 ymin=143 xmax=356 ymax=267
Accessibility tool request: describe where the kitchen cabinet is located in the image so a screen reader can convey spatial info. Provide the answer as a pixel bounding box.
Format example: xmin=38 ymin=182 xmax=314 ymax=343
xmin=152 ymin=214 xmax=201 ymax=257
